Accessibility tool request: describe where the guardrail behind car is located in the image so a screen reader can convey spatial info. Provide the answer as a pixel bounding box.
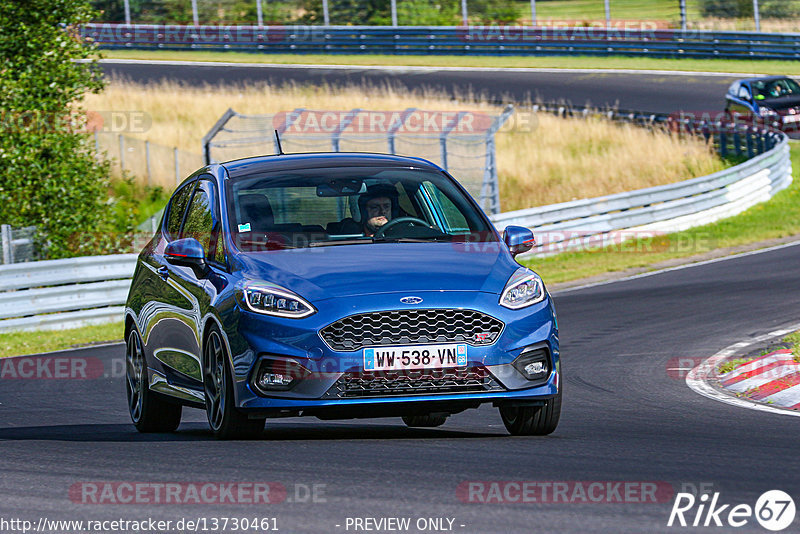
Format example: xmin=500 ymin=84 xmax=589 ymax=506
xmin=0 ymin=125 xmax=791 ymax=331
xmin=0 ymin=254 xmax=137 ymax=333
xmin=81 ymin=24 xmax=800 ymax=61
xmin=490 ymin=124 xmax=791 ymax=256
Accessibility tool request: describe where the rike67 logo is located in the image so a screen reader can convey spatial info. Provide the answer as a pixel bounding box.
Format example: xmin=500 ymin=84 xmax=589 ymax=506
xmin=668 ymin=490 xmax=796 ymax=531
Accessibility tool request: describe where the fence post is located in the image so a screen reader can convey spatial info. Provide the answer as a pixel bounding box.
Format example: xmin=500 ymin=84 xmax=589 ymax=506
xmin=191 ymin=0 xmax=199 ymax=26
xmin=461 ymin=0 xmax=468 ymax=26
xmin=331 ymin=109 xmax=361 ymax=152
xmin=145 ymin=140 xmax=151 ymax=187
xmin=118 ymin=134 xmax=125 ymax=172
xmin=753 ymin=0 xmax=761 ymax=32
xmin=391 ymin=0 xmax=398 ymax=26
xmin=387 ymin=108 xmax=416 ymax=154
xmin=256 ymin=0 xmax=263 ymax=26
xmin=1 ymin=225 xmax=12 ymax=265
xmin=123 ymin=0 xmax=131 ymax=24
xmin=174 ymin=147 xmax=180 ymax=185
xmin=680 ymin=0 xmax=687 ymax=31
xmin=530 ymin=0 xmax=536 ymax=25
xmin=480 ymin=104 xmax=514 ymax=215
xmin=322 ymin=0 xmax=330 ymax=26
xmin=604 ymin=0 xmax=611 ymax=29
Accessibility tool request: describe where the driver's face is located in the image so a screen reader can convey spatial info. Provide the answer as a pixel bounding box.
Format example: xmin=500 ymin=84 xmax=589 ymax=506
xmin=366 ymin=197 xmax=392 ymax=220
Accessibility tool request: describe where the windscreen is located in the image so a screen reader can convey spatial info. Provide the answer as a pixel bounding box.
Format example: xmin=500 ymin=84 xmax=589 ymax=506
xmin=225 ymin=166 xmax=497 ymax=251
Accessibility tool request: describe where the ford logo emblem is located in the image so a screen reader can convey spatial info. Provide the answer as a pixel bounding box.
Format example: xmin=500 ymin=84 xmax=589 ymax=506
xmin=400 ymin=296 xmax=423 ymax=305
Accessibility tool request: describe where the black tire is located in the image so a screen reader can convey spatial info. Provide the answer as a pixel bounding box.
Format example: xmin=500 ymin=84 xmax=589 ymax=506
xmin=125 ymin=329 xmax=182 ymax=433
xmin=499 ymin=389 xmax=561 ymax=436
xmin=402 ymin=414 xmax=448 ymax=428
xmin=203 ymin=326 xmax=265 ymax=440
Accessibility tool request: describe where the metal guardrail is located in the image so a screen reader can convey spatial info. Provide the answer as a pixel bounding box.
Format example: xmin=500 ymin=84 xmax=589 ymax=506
xmin=82 ymin=24 xmax=800 ymax=60
xmin=491 ymin=126 xmax=792 ymax=256
xmin=0 ymin=119 xmax=792 ymax=331
xmin=0 ymin=255 xmax=137 ymax=333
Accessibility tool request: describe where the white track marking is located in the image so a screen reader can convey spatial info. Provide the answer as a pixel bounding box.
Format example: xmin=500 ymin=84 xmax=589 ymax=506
xmin=686 ymin=323 xmax=800 ymax=417
xmin=93 ymin=58 xmax=794 ymax=78
xmin=553 ymin=238 xmax=800 ymax=295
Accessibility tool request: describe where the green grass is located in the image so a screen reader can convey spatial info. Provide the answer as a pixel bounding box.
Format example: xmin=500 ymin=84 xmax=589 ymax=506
xmin=100 ymin=49 xmax=800 ymax=76
xmin=0 ymin=322 xmax=124 ymax=359
xmin=718 ymin=358 xmax=752 ymax=374
xmin=525 ymin=142 xmax=800 ymax=284
xmin=531 ymin=0 xmax=701 ymax=20
xmin=783 ymin=331 xmax=800 ymax=363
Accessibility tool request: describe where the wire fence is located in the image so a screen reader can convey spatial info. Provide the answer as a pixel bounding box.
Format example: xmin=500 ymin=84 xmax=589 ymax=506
xmin=93 ymin=132 xmax=204 ymax=189
xmin=203 ymin=106 xmax=515 ymax=215
xmin=0 ymin=225 xmax=38 ymax=265
xmin=89 ymin=0 xmax=800 ymax=33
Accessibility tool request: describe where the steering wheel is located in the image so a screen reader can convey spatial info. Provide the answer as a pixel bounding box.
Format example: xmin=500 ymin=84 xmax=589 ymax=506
xmin=373 ymin=217 xmax=430 ymax=238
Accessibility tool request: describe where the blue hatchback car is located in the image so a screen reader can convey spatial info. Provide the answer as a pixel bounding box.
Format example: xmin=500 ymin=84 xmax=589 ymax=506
xmin=125 ymin=153 xmax=560 ymax=439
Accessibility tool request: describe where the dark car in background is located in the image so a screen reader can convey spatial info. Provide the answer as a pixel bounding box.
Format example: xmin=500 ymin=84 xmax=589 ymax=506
xmin=725 ymin=76 xmax=800 ymax=133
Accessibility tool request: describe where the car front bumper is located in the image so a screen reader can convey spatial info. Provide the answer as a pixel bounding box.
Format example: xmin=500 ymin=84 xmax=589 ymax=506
xmin=224 ymin=290 xmax=559 ymax=415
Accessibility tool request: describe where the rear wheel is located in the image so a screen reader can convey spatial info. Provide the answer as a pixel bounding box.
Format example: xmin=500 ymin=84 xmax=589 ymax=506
xmin=402 ymin=414 xmax=448 ymax=428
xmin=203 ymin=327 xmax=265 ymax=440
xmin=125 ymin=329 xmax=182 ymax=433
xmin=499 ymin=389 xmax=561 ymax=436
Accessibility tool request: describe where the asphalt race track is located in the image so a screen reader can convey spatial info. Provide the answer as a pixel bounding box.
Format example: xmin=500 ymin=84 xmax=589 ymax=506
xmin=101 ymin=60 xmax=737 ymax=114
xmin=2 ymin=244 xmax=800 ymax=532
xmin=1 ymin=62 xmax=798 ymax=533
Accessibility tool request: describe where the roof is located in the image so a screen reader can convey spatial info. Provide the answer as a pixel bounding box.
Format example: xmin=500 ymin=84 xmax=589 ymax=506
xmin=221 ymin=152 xmax=442 ymax=179
xmin=739 ymin=75 xmax=793 ymax=84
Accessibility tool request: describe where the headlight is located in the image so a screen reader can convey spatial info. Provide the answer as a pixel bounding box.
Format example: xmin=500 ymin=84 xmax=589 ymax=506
xmin=239 ymin=282 xmax=316 ymax=318
xmin=759 ymin=106 xmax=778 ymax=117
xmin=500 ymin=268 xmax=546 ymax=310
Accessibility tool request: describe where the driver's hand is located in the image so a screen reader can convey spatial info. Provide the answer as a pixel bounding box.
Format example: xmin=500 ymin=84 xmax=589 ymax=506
xmin=367 ymin=216 xmax=388 ymax=229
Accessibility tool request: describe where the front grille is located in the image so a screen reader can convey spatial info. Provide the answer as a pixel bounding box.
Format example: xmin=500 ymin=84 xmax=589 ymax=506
xmin=319 ymin=308 xmax=504 ymax=352
xmin=321 ymin=367 xmax=505 ymax=399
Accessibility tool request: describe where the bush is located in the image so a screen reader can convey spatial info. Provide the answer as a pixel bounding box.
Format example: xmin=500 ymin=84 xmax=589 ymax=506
xmin=0 ymin=0 xmax=119 ymax=258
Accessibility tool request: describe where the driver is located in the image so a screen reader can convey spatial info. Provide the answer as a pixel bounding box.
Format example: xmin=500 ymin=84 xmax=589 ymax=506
xmin=358 ymin=184 xmax=400 ymax=237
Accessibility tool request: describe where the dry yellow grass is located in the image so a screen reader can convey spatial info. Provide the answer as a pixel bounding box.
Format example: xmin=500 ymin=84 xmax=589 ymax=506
xmin=84 ymin=80 xmax=724 ymax=210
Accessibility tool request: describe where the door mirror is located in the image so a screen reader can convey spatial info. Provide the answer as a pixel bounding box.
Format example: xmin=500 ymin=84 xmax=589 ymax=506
xmin=503 ymin=226 xmax=535 ymax=257
xmin=165 ymin=238 xmax=207 ymax=272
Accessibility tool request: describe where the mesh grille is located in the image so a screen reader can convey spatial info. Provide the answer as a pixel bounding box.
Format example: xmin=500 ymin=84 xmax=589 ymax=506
xmin=319 ymin=308 xmax=504 ymax=352
xmin=321 ymin=367 xmax=504 ymax=399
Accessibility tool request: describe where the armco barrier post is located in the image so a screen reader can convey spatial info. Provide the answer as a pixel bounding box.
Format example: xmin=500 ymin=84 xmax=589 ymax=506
xmin=1 ymin=225 xmax=11 ymax=265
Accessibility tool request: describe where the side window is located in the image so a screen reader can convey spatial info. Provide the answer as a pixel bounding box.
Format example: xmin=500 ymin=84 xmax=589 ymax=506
xmin=166 ymin=182 xmax=195 ymax=240
xmin=424 ymin=182 xmax=469 ymax=233
xmin=181 ymin=184 xmax=214 ymax=256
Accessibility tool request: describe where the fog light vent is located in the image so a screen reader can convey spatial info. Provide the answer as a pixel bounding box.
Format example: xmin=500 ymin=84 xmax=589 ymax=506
xmin=253 ymin=358 xmax=310 ymax=393
xmin=512 ymin=347 xmax=550 ymax=381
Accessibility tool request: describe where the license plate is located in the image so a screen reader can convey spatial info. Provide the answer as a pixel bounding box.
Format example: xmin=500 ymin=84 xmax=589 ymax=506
xmin=363 ymin=344 xmax=468 ymax=371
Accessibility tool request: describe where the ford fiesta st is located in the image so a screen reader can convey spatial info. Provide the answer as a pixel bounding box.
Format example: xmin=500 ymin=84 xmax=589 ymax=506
xmin=124 ymin=153 xmax=560 ymax=439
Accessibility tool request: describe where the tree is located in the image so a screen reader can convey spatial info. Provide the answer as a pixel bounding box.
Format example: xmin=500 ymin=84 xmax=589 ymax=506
xmin=0 ymin=0 xmax=118 ymax=258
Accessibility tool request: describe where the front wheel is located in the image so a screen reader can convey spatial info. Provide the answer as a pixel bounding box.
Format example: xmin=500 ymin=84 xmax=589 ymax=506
xmin=203 ymin=327 xmax=265 ymax=440
xmin=499 ymin=389 xmax=561 ymax=436
xmin=125 ymin=329 xmax=182 ymax=433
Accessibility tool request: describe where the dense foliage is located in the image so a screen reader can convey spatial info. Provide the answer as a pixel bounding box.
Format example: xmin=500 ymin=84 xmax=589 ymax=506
xmin=0 ymin=0 xmax=131 ymax=258
xmin=91 ymin=0 xmax=520 ymax=25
